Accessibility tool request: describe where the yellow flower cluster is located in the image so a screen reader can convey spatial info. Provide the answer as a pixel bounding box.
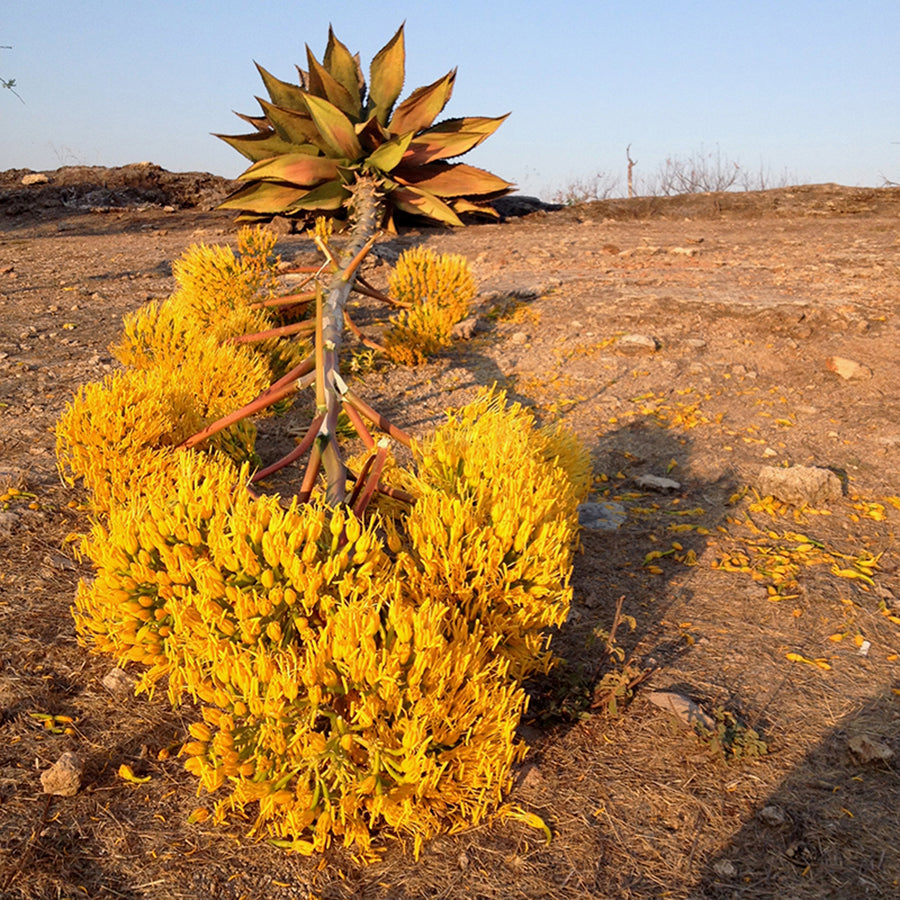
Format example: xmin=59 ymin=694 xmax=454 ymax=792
xmin=114 ymin=227 xmax=305 ymax=379
xmin=72 ymin=388 xmax=589 ymax=859
xmin=56 ymin=227 xmax=302 ymax=514
xmin=56 ymin=336 xmax=266 ymax=514
xmin=385 ymin=246 xmax=476 ymax=365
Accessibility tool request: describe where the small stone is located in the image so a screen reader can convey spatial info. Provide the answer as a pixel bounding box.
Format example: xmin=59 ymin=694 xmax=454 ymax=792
xmin=762 ymin=447 xmax=778 ymax=458
xmin=847 ymin=734 xmax=894 ymax=764
xmin=0 ymin=511 xmax=20 ymax=538
xmin=758 ymin=804 xmax=786 ymax=827
xmin=757 ymin=465 xmax=842 ymax=506
xmin=616 ymin=333 xmax=659 ymax=354
xmin=451 ymin=316 xmax=479 ymax=340
xmin=22 ymin=172 xmax=50 ymax=186
xmin=578 ymin=501 xmax=627 ymax=531
xmin=634 ymin=474 xmax=681 ymax=493
xmin=515 ymin=761 xmax=545 ymax=791
xmin=41 ymin=752 xmax=84 ymax=797
xmin=826 ymin=356 xmax=872 ymax=380
xmin=267 ymin=215 xmax=294 ymax=236
xmin=511 ymin=331 xmax=529 ymax=344
xmin=646 ymin=690 xmax=716 ymax=731
xmin=102 ymin=667 xmax=136 ymax=696
xmin=711 ymin=859 xmax=736 ymax=879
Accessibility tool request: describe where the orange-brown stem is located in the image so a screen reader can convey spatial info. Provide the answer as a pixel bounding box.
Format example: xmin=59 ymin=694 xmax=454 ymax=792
xmin=342 ymin=310 xmax=386 ymax=353
xmin=252 ymin=290 xmax=317 ymax=310
xmin=179 ymin=370 xmax=313 ymax=450
xmin=355 ymin=275 xmax=410 ymax=309
xmin=352 ymin=445 xmax=389 ymax=517
xmin=296 ymin=440 xmax=323 ymax=504
xmin=341 ymin=400 xmax=375 ymax=450
xmin=343 ymin=390 xmax=412 ymax=448
xmin=249 ymin=414 xmax=325 ymax=484
xmin=230 ymin=320 xmax=316 ymax=344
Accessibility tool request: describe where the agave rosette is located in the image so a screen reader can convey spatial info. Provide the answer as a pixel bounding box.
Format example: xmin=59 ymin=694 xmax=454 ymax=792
xmin=217 ymin=25 xmax=512 ymax=227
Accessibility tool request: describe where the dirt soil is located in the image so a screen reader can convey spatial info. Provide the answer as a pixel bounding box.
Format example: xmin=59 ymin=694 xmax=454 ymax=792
xmin=1 ymin=166 xmax=899 ymax=899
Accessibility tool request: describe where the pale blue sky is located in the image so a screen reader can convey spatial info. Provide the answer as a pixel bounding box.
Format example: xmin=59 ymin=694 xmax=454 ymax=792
xmin=2 ymin=1 xmax=898 ymax=197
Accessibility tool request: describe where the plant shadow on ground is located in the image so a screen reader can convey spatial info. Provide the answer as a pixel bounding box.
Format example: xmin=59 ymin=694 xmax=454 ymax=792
xmin=694 ymin=688 xmax=899 ymax=900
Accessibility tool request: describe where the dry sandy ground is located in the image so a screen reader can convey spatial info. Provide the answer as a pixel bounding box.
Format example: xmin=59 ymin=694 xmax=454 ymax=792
xmin=0 ymin=168 xmax=898 ymax=899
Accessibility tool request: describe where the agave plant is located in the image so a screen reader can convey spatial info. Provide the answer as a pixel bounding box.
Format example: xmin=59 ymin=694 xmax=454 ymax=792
xmin=217 ymin=24 xmax=512 ymax=229
xmin=203 ymin=25 xmax=512 ymax=506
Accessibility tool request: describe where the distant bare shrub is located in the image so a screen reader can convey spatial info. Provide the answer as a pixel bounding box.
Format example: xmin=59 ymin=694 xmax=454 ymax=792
xmin=550 ymin=171 xmax=621 ymax=205
xmin=638 ymin=147 xmax=796 ymax=196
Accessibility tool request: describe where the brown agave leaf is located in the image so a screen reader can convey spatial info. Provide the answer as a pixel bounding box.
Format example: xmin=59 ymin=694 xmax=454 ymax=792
xmin=389 ymin=185 xmax=463 ymax=226
xmin=233 ymin=110 xmax=271 ymax=133
xmin=355 ymin=114 xmax=391 ymax=153
xmin=215 ymin=130 xmax=302 ymax=163
xmin=368 ymin=24 xmax=405 ymax=125
xmin=388 ymin=69 xmax=456 ymax=136
xmin=404 ymin=114 xmax=509 ymax=165
xmin=239 ymin=154 xmax=343 ymax=186
xmin=324 ymin=27 xmax=363 ymax=102
xmin=393 ymin=162 xmax=512 ymax=198
xmin=305 ymin=46 xmax=361 ymax=120
xmin=255 ymin=63 xmax=308 ymax=113
xmin=451 ymin=197 xmax=501 ymax=218
xmin=303 ymin=93 xmax=363 ymax=160
xmin=218 ymin=181 xmax=311 ymax=213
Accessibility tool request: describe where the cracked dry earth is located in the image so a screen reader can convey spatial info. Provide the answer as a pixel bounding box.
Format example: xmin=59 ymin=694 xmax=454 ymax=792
xmin=0 ymin=178 xmax=899 ymax=900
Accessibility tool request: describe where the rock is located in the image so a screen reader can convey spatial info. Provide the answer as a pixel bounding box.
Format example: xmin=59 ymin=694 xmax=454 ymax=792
xmin=491 ymin=195 xmax=562 ymax=218
xmin=511 ymin=331 xmax=529 ymax=344
xmin=578 ymin=501 xmax=627 ymax=531
xmin=267 ymin=215 xmax=294 ymax=236
xmin=616 ymin=333 xmax=660 ymax=354
xmin=515 ymin=761 xmax=545 ymax=791
xmin=0 ymin=511 xmax=20 ymax=538
xmin=758 ymin=804 xmax=786 ymax=827
xmin=41 ymin=751 xmax=84 ymax=797
xmin=451 ymin=316 xmax=479 ymax=340
xmin=826 ymin=356 xmax=872 ymax=380
xmin=757 ymin=465 xmax=842 ymax=506
xmin=646 ymin=690 xmax=716 ymax=731
xmin=711 ymin=859 xmax=736 ymax=879
xmin=22 ymin=172 xmax=51 ymax=186
xmin=847 ymin=734 xmax=894 ymax=764
xmin=634 ymin=474 xmax=681 ymax=493
xmin=102 ymin=667 xmax=136 ymax=696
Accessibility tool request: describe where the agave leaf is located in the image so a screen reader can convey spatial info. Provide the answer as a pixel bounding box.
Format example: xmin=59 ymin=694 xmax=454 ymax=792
xmin=234 ymin=110 xmax=272 ymax=133
xmin=324 ymin=27 xmax=363 ymax=101
xmin=215 ymin=130 xmax=304 ymax=163
xmin=255 ymin=63 xmax=308 ymax=112
xmin=389 ymin=69 xmax=456 ymax=136
xmin=258 ymin=99 xmax=324 ymax=147
xmin=303 ymin=93 xmax=363 ymax=160
xmin=368 ymin=24 xmax=405 ymax=125
xmin=355 ymin=114 xmax=391 ymax=153
xmin=451 ymin=197 xmax=500 ymax=218
xmin=366 ymin=132 xmax=414 ymax=174
xmin=404 ymin=114 xmax=509 ymax=164
xmin=388 ymin=185 xmax=463 ymax=226
xmin=286 ymin=179 xmax=350 ymax=211
xmin=239 ymin=154 xmax=343 ymax=186
xmin=394 ymin=162 xmax=512 ymax=197
xmin=218 ymin=180 xmax=311 ymax=213
xmin=306 ymin=46 xmax=361 ymax=120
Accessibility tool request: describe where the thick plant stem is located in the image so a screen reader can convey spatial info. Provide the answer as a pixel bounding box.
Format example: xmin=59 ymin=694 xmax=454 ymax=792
xmin=316 ymin=176 xmax=383 ymax=505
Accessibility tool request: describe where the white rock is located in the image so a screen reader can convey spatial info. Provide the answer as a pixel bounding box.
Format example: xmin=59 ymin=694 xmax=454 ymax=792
xmin=22 ymin=172 xmax=50 ymax=186
xmin=758 ymin=804 xmax=786 ymax=827
xmin=826 ymin=356 xmax=872 ymax=380
xmin=635 ymin=474 xmax=681 ymax=493
xmin=41 ymin=752 xmax=84 ymax=797
xmin=848 ymin=734 xmax=894 ymax=764
xmin=617 ymin=333 xmax=659 ymax=354
xmin=451 ymin=316 xmax=479 ymax=340
xmin=646 ymin=690 xmax=716 ymax=731
xmin=757 ymin=465 xmax=842 ymax=506
xmin=102 ymin=667 xmax=136 ymax=696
